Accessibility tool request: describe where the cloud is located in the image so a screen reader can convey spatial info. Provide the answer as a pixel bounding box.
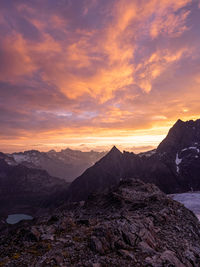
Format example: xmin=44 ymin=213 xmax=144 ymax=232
xmin=0 ymin=0 xmax=200 ymax=152
xmin=0 ymin=34 xmax=35 ymax=81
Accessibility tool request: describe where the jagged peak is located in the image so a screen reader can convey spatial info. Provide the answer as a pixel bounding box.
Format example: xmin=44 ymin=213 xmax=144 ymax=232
xmin=15 ymin=149 xmax=40 ymax=155
xmin=157 ymin=117 xmax=200 ymax=154
xmin=169 ymin=119 xmax=200 ymax=133
xmin=96 ymin=146 xmax=122 ymax=164
xmin=108 ymin=145 xmax=122 ymax=155
xmin=174 ymin=118 xmax=200 ymax=127
xmin=174 ymin=119 xmax=184 ymax=126
xmin=48 ymin=149 xmax=56 ymax=153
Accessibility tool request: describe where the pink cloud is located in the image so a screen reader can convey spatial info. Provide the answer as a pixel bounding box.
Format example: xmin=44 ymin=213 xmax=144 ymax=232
xmin=0 ymin=0 xmax=200 ymax=152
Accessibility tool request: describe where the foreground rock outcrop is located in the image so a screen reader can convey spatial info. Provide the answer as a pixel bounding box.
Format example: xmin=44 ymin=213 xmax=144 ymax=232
xmin=1 ymin=179 xmax=200 ymax=266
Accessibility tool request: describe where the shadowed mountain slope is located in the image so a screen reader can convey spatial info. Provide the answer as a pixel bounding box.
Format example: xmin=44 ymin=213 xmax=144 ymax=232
xmin=67 ymin=119 xmax=200 ymax=201
xmin=0 ymin=155 xmax=68 ymax=217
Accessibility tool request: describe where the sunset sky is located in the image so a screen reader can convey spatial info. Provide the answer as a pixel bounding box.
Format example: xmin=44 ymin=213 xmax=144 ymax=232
xmin=0 ymin=0 xmax=200 ymax=153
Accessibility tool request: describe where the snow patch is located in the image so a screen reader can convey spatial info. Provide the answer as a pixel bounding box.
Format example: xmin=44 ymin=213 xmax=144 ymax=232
xmin=189 ymin=146 xmax=199 ymax=152
xmin=175 ymin=153 xmax=182 ymax=173
xmin=175 ymin=153 xmax=182 ymax=165
xmin=13 ymin=154 xmax=29 ymax=163
xmin=144 ymin=151 xmax=156 ymax=157
xmin=171 ymin=192 xmax=200 ymax=221
xmin=139 ymin=150 xmax=156 ymax=158
xmin=181 ymin=146 xmax=200 ymax=153
xmin=5 ymin=159 xmax=16 ymax=166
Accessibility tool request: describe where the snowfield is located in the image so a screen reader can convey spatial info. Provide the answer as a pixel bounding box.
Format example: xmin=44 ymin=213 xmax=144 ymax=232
xmin=171 ymin=192 xmax=200 ymax=221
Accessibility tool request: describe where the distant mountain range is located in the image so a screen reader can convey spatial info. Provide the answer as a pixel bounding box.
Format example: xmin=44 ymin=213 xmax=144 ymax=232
xmin=6 ymin=148 xmax=106 ymax=182
xmin=1 ymin=119 xmax=200 ymax=216
xmin=0 ymin=148 xmax=105 ymax=217
xmin=67 ymin=119 xmax=200 ymax=201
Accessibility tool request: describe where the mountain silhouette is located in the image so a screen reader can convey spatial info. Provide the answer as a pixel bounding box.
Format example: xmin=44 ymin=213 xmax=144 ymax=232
xmin=67 ymin=119 xmax=200 ymax=201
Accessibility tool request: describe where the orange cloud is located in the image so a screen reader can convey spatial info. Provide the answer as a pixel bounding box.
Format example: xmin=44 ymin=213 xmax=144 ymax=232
xmin=0 ymin=0 xmax=199 ymax=153
xmin=0 ymin=34 xmax=36 ymax=81
xmin=150 ymin=10 xmax=190 ymax=38
xmin=0 ymin=0 xmax=192 ymax=99
xmin=135 ymin=47 xmax=192 ymax=92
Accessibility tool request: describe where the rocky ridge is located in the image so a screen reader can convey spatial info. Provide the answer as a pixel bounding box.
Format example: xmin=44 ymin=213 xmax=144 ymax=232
xmin=1 ymin=179 xmax=200 ymax=266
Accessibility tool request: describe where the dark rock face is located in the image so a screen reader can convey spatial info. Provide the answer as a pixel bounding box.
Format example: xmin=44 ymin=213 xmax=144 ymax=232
xmin=1 ymin=179 xmax=200 ymax=266
xmin=67 ymin=146 xmax=125 ymax=202
xmin=157 ymin=119 xmax=200 ymax=154
xmin=9 ymin=148 xmax=106 ymax=182
xmin=0 ymin=156 xmax=68 ymax=216
xmin=156 ymin=119 xmax=200 ymax=192
xmin=67 ymin=119 xmax=200 ymax=201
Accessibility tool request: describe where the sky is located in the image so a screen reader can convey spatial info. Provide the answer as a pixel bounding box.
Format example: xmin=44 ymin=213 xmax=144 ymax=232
xmin=0 ymin=0 xmax=200 ymax=153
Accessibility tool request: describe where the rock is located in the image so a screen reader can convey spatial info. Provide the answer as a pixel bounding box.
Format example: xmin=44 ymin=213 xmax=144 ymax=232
xmin=76 ymin=218 xmax=90 ymax=226
xmin=1 ymin=179 xmax=200 ymax=266
xmin=138 ymin=241 xmax=155 ymax=254
xmin=90 ymin=236 xmax=104 ymax=254
xmin=41 ymin=233 xmax=54 ymax=241
xmin=159 ymin=250 xmax=185 ymax=267
xmin=138 ymin=228 xmax=156 ymax=249
xmin=31 ymin=226 xmax=41 ymax=241
xmin=118 ymin=249 xmax=135 ymax=260
xmin=48 ymin=215 xmax=59 ymax=224
xmin=92 ymin=263 xmax=101 ymax=267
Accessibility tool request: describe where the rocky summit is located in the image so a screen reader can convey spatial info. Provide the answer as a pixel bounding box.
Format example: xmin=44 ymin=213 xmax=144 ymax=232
xmin=1 ymin=179 xmax=200 ymax=266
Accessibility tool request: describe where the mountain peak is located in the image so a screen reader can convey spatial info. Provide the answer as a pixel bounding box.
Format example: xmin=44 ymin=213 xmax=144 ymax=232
xmin=174 ymin=119 xmax=184 ymax=126
xmin=157 ymin=118 xmax=200 ymax=154
xmin=97 ymin=146 xmax=122 ymax=163
xmin=174 ymin=118 xmax=200 ymax=127
xmin=110 ymin=145 xmax=120 ymax=152
xmin=106 ymin=145 xmax=122 ymax=157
